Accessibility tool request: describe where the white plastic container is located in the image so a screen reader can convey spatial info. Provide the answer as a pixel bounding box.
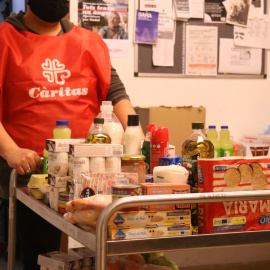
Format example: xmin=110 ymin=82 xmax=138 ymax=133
xmin=91 ymin=101 xmax=124 ymax=144
xmin=124 ymin=114 xmax=141 ymax=155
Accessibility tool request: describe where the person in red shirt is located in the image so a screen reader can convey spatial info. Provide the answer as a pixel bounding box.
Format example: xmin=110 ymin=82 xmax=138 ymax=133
xmin=0 ymin=1 xmax=142 ymax=269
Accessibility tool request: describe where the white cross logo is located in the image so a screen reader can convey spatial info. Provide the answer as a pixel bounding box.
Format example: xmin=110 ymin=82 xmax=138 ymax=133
xmin=41 ymin=58 xmax=71 ymax=85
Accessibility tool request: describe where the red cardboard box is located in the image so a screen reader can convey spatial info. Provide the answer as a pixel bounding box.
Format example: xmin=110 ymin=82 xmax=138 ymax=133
xmin=197 ymin=157 xmax=270 ymax=234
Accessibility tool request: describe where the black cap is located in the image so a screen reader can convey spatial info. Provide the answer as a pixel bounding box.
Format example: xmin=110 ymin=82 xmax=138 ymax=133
xmin=127 ymin=114 xmax=139 ymax=126
xmin=94 ymin=118 xmax=104 ymax=124
xmin=192 ymin=122 xmax=204 ymax=129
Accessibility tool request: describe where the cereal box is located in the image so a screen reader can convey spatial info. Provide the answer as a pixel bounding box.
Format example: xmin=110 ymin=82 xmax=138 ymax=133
xmin=197 ymin=157 xmax=270 ymax=234
xmin=142 ymin=183 xmax=190 ymax=211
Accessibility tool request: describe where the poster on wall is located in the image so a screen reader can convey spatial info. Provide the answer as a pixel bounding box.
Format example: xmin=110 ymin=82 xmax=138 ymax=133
xmin=78 ymin=0 xmax=129 ymax=57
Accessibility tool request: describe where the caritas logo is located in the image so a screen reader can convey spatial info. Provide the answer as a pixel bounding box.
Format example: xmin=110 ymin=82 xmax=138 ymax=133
xmin=28 ymin=58 xmax=88 ymax=98
xmin=42 ymin=58 xmax=71 ymax=85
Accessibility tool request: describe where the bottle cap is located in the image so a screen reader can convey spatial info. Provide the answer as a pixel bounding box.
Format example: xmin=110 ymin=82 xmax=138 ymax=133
xmin=147 ymin=124 xmax=155 ymax=132
xmin=94 ymin=118 xmax=104 ymax=124
xmin=56 ymin=120 xmax=69 ymax=126
xmin=221 ymin=126 xmax=228 ymax=129
xmin=100 ymin=101 xmax=113 ymax=112
xmin=151 ymin=127 xmax=169 ymax=143
xmin=208 ymin=125 xmax=216 ymax=129
xmin=127 ymin=114 xmax=139 ymax=126
xmin=192 ymin=122 xmax=204 ymax=129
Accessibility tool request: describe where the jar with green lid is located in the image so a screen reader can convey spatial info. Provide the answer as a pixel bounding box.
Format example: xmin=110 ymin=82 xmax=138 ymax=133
xmin=121 ymin=155 xmax=146 ymax=183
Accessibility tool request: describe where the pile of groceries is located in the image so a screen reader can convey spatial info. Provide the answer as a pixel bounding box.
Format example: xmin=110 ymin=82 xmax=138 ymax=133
xmin=27 ymin=101 xmax=270 ymax=269
xmin=37 ymin=249 xmax=178 ymax=270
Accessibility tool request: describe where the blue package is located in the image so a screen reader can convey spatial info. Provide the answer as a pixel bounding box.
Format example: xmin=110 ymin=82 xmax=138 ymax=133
xmin=159 ymin=155 xmax=182 ymax=166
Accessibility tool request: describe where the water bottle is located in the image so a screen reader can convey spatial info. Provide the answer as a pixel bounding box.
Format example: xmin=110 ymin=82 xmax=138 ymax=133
xmin=219 ymin=126 xmax=233 ymax=157
xmin=206 ymin=125 xmax=220 ymax=158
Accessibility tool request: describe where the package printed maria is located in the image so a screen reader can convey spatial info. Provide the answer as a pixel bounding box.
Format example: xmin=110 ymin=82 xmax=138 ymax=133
xmin=198 ymin=157 xmax=270 ymax=234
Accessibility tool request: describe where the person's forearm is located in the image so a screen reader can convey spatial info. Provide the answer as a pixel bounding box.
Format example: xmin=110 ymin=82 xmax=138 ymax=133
xmin=0 ymin=122 xmax=20 ymax=160
xmin=0 ymin=122 xmax=42 ymax=174
xmin=113 ymin=99 xmax=145 ymax=140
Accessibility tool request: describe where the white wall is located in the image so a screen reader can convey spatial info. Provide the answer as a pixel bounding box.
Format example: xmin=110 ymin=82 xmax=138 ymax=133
xmin=70 ymin=0 xmax=270 ymax=142
xmin=12 ymin=0 xmax=25 ymax=13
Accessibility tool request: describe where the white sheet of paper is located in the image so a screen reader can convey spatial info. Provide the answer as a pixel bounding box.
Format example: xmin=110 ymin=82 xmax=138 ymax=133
xmin=219 ymin=38 xmax=262 ymax=74
xmin=249 ymin=0 xmax=264 ymax=19
xmin=190 ymin=0 xmax=204 ymax=18
xmin=153 ymin=12 xmax=175 ymax=67
xmin=174 ymin=0 xmax=190 ymax=19
xmin=185 ymin=25 xmax=218 ymax=76
xmin=153 ymin=39 xmax=175 ymax=66
xmin=234 ymin=15 xmax=270 ymax=49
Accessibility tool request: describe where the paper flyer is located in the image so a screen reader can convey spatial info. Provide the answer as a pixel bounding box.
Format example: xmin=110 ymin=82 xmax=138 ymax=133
xmin=185 ymin=25 xmax=218 ymax=76
xmin=226 ymin=0 xmax=251 ymax=27
xmin=134 ymin=10 xmax=159 ymax=44
xmin=204 ymin=0 xmax=227 ymax=23
xmin=219 ymin=38 xmax=262 ymax=74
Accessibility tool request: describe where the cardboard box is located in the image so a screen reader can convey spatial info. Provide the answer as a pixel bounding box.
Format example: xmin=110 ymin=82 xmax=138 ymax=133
xmin=243 ymin=134 xmax=270 ymax=144
xmin=48 ymin=175 xmax=72 ymax=188
xmin=197 ymin=157 xmax=270 ymax=234
xmin=38 ymin=251 xmax=82 ymax=270
xmin=68 ymin=247 xmax=95 ymax=268
xmin=110 ymin=224 xmax=192 ymax=240
xmin=69 ymin=143 xmax=123 ymax=157
xmin=243 ymin=143 xmax=270 ymax=157
xmin=142 ymin=183 xmax=190 ymax=211
xmin=46 ymin=139 xmax=84 ymax=152
xmin=135 ymin=106 xmax=206 ymax=156
xmin=110 ymin=210 xmax=191 ymax=228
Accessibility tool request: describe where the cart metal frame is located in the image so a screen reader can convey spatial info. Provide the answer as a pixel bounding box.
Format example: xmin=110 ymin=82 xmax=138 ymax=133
xmin=8 ymin=169 xmax=270 ymax=270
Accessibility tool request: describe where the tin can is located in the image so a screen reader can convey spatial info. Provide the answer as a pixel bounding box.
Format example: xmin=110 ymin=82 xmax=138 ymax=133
xmin=112 ymin=184 xmax=142 ymax=211
xmin=58 ymin=191 xmax=69 ymax=215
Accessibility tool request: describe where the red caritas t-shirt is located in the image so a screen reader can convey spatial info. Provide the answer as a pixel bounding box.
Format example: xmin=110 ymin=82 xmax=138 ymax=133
xmin=0 ymin=23 xmax=111 ymax=156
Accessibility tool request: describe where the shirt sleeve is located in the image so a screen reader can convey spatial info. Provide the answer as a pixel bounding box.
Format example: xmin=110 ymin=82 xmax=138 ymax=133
xmin=106 ymin=66 xmax=130 ymax=106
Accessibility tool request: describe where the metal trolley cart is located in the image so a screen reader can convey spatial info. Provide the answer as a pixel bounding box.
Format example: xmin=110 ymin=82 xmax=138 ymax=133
xmin=8 ymin=169 xmax=270 ymax=270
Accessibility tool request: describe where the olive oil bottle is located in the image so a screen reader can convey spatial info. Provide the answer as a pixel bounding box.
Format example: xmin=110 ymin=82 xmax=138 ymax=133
xmin=182 ymin=122 xmax=214 ymax=234
xmin=85 ymin=118 xmax=111 ymax=144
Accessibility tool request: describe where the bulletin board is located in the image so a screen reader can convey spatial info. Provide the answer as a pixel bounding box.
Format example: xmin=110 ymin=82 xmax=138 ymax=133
xmin=134 ymin=1 xmax=267 ymax=78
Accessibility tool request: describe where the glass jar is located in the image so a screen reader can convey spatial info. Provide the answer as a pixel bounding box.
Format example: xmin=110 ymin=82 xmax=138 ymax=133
xmin=121 ymin=155 xmax=146 ymax=183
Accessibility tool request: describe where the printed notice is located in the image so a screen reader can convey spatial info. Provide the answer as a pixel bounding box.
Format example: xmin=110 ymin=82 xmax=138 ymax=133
xmin=234 ymin=15 xmax=270 ymax=49
xmin=78 ymin=0 xmax=129 ymax=57
xmin=134 ymin=10 xmax=159 ymax=44
xmin=204 ymin=0 xmax=227 ymax=23
xmin=219 ymin=38 xmax=262 ymax=74
xmin=185 ymin=25 xmax=218 ymax=76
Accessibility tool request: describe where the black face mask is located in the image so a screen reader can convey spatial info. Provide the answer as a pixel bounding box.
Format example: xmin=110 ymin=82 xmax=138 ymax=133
xmin=28 ymin=0 xmax=69 ymax=23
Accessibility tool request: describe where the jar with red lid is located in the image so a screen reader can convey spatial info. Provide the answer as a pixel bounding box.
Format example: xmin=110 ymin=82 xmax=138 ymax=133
xmin=121 ymin=155 xmax=146 ymax=183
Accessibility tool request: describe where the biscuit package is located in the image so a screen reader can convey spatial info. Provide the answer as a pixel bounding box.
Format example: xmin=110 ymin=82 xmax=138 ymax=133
xmin=110 ymin=224 xmax=192 ymax=240
xmin=197 ymin=157 xmax=270 ymax=234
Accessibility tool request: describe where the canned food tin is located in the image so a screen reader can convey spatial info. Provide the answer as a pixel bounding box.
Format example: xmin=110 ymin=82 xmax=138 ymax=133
xmin=112 ymin=184 xmax=142 ymax=211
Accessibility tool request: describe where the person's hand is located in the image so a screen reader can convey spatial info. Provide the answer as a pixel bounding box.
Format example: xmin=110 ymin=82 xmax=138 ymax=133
xmin=6 ymin=148 xmax=42 ymax=175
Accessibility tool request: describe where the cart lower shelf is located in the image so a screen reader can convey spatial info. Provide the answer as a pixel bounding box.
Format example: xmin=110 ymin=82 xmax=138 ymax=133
xmin=8 ymin=168 xmax=270 ymax=270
